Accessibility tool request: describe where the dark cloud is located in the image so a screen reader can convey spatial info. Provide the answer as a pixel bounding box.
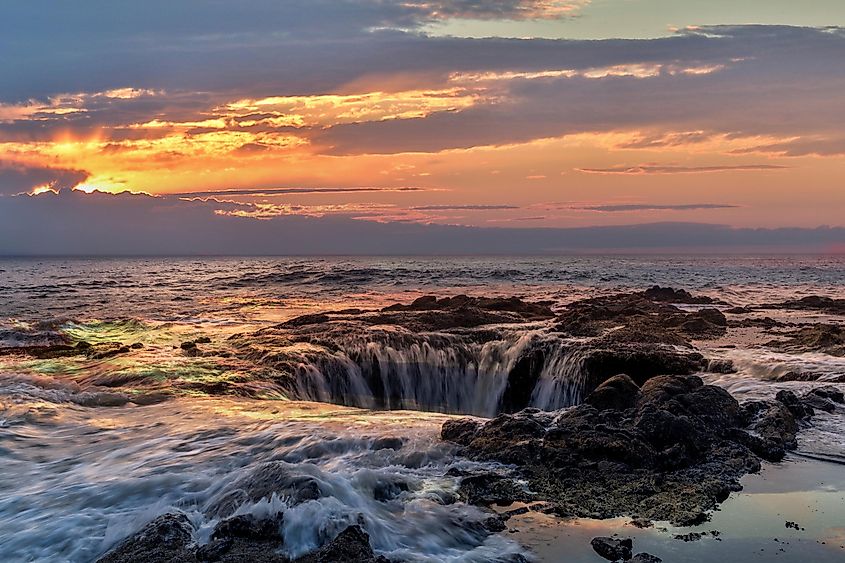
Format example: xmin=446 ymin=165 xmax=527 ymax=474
xmin=0 ymin=190 xmax=840 ymax=255
xmin=173 ymin=187 xmax=429 ymax=198
xmin=0 ymin=162 xmax=89 ymax=195
xmin=578 ymin=203 xmax=740 ymax=212
xmin=576 ymin=164 xmax=787 ymax=175
xmin=410 ymin=204 xmax=519 ymax=210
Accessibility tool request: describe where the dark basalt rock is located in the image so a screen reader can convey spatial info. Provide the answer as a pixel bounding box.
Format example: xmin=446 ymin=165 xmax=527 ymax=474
xmin=763 ymin=295 xmax=845 ymax=315
xmin=765 ymin=324 xmax=845 ymax=356
xmin=631 ymin=554 xmax=662 ymax=563
xmin=205 ymin=462 xmax=323 ymax=519
xmin=295 ymin=525 xmax=388 ymax=563
xmin=211 ymin=514 xmax=283 ymax=541
xmin=97 ymin=512 xmax=195 ymax=563
xmin=443 ymin=375 xmax=805 ymax=526
xmin=586 ymin=374 xmax=641 ymax=411
xmin=810 ymin=385 xmax=845 ymax=404
xmin=578 ymin=344 xmax=707 ymax=390
xmin=641 ymin=286 xmax=715 ymax=305
xmin=555 ymin=291 xmax=726 ymax=344
xmin=382 ymin=295 xmax=555 ymax=320
xmin=591 ymin=536 xmax=633 ymax=561
xmin=441 ymin=418 xmax=483 ymax=446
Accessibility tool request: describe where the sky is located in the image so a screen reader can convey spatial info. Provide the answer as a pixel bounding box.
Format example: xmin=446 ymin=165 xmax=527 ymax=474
xmin=1 ymin=1 xmax=844 ymax=254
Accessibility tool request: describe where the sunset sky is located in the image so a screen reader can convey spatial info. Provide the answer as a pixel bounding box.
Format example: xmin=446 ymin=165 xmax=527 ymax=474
xmin=1 ymin=1 xmax=844 ymax=253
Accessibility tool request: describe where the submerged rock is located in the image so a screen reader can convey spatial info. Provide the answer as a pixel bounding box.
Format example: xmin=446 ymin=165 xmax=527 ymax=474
xmin=590 ymin=536 xmax=633 ymax=561
xmin=295 ymin=525 xmax=388 ymax=563
xmin=765 ymin=324 xmax=845 ymax=356
xmin=97 ymin=512 xmax=195 ymax=563
xmin=762 ymin=295 xmax=845 ymax=315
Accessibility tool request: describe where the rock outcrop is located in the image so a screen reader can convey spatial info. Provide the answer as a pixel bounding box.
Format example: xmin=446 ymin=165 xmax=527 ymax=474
xmin=442 ymin=374 xmax=829 ymax=526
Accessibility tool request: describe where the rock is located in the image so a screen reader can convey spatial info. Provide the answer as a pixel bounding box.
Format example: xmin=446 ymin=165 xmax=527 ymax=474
xmin=810 ymin=385 xmax=844 ymax=404
xmin=631 ymin=554 xmax=662 ymax=563
xmin=457 ymin=473 xmax=533 ymax=506
xmin=303 ymin=525 xmax=388 ymax=563
xmin=130 ymin=342 xmax=144 ymax=349
xmin=586 ymin=374 xmax=641 ymax=411
xmin=195 ymin=336 xmax=212 ymax=344
xmin=641 ymin=286 xmax=715 ymax=304
xmin=97 ymin=512 xmax=194 ymax=563
xmin=776 ymin=390 xmax=813 ymax=420
xmin=205 ymin=462 xmax=323 ymax=518
xmin=801 ymin=393 xmax=836 ymax=413
xmin=211 ymin=514 xmax=283 ymax=541
xmin=441 ymin=418 xmax=482 ymax=445
xmin=371 ymin=436 xmax=405 ymax=450
xmin=765 ymin=324 xmax=845 ymax=356
xmin=448 ymin=375 xmax=796 ymax=525
xmin=763 ymin=295 xmax=845 ymax=315
xmin=590 ymin=536 xmax=633 ymax=561
xmin=181 ymin=341 xmax=197 ymax=350
xmin=707 ymin=359 xmax=736 ymax=374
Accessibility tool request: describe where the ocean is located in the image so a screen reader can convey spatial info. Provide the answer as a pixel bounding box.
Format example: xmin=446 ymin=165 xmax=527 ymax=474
xmin=1 ymin=255 xmax=843 ymax=562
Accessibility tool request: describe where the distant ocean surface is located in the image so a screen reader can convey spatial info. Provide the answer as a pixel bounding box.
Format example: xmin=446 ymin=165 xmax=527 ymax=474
xmin=1 ymin=255 xmax=843 ymax=562
xmin=2 ymin=255 xmax=843 ymax=327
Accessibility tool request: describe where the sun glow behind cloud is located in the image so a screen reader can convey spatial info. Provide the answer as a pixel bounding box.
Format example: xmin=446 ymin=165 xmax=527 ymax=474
xmin=0 ymin=2 xmax=844 ymax=233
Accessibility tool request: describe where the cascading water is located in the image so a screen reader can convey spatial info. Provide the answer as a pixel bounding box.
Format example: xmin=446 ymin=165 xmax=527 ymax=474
xmin=260 ymin=326 xmax=595 ymax=417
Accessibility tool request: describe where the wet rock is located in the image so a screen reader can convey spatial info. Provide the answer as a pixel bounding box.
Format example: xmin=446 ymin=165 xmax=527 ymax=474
xmin=707 ymin=359 xmax=736 ymax=374
xmin=206 ymin=462 xmax=323 ymax=518
xmin=295 ymin=525 xmax=388 ymax=563
xmin=371 ymin=436 xmax=405 ymax=451
xmin=590 ymin=536 xmax=633 ymax=561
xmin=457 ymin=473 xmax=533 ymax=506
xmin=765 ymin=324 xmax=845 ymax=356
xmin=641 ymin=286 xmax=715 ymax=304
xmin=555 ymin=290 xmax=725 ymax=343
xmin=586 ymin=374 xmax=641 ymax=411
xmin=447 ymin=375 xmax=800 ymax=525
xmin=211 ymin=514 xmax=283 ymax=541
xmin=810 ymin=385 xmax=844 ymax=404
xmin=801 ymin=393 xmax=837 ymax=413
xmin=382 ymin=295 xmax=554 ymax=320
xmin=631 ymin=554 xmax=662 ymax=563
xmin=578 ymin=344 xmax=707 ymax=391
xmin=97 ymin=512 xmax=194 ymax=563
xmin=441 ymin=418 xmax=483 ymax=445
xmin=763 ymin=295 xmax=845 ymax=315
xmin=282 ymin=313 xmax=331 ymax=328
xmin=72 ymin=391 xmax=131 ymax=408
xmin=131 ymin=391 xmax=172 ymax=406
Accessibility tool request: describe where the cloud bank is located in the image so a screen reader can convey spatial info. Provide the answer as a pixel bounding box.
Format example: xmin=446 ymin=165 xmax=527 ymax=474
xmin=0 ymin=191 xmax=840 ymax=255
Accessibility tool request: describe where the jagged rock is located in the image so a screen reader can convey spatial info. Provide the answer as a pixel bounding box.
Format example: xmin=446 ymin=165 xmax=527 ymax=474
xmin=211 ymin=514 xmax=283 ymax=541
xmin=296 ymin=525 xmax=388 ymax=563
xmin=763 ymin=296 xmax=845 ymax=315
xmin=555 ymin=291 xmax=726 ymax=343
xmin=641 ymin=286 xmax=715 ymax=304
xmin=590 ymin=536 xmax=633 ymax=561
xmin=765 ymin=324 xmax=845 ymax=356
xmin=707 ymin=359 xmax=736 ymax=374
xmin=441 ymin=418 xmax=483 ymax=445
xmin=631 ymin=554 xmax=662 ymax=563
xmin=205 ymin=462 xmax=323 ymax=518
xmin=97 ymin=512 xmax=195 ymax=563
xmin=456 ymin=472 xmax=533 ymax=506
xmin=445 ymin=375 xmax=799 ymax=525
xmin=586 ymin=374 xmax=641 ymax=411
xmin=810 ymin=385 xmax=844 ymax=403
